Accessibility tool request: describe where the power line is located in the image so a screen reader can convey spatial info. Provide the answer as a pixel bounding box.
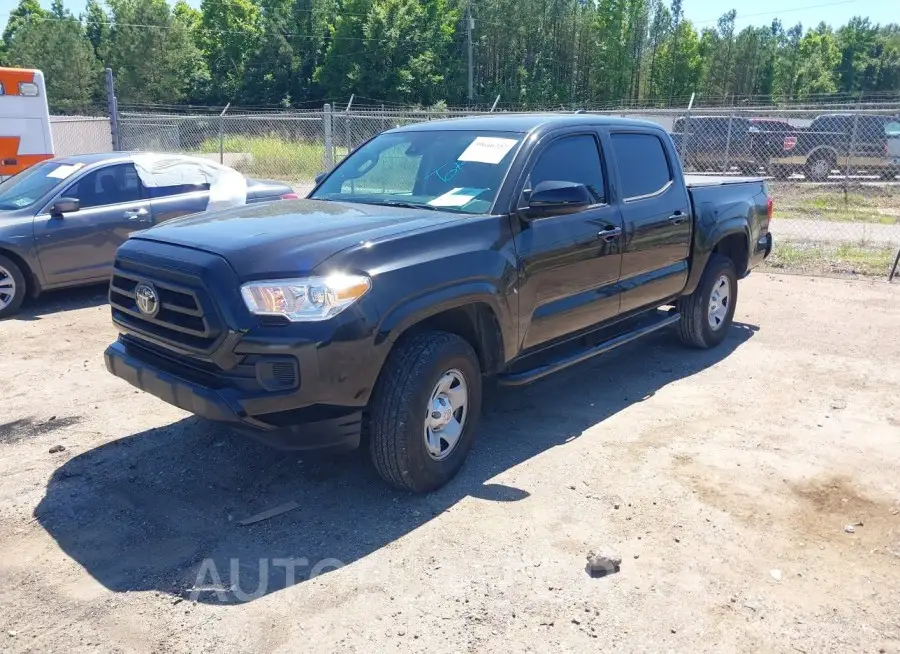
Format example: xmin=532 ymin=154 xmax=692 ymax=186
xmin=692 ymin=0 xmax=859 ymax=25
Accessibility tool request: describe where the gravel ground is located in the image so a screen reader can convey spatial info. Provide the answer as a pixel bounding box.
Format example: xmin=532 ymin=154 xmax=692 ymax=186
xmin=1 ymin=273 xmax=899 ymax=653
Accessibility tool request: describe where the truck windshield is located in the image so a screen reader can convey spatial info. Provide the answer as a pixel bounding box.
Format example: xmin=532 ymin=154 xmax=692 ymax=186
xmin=0 ymin=161 xmax=78 ymax=210
xmin=310 ymin=130 xmax=523 ymax=214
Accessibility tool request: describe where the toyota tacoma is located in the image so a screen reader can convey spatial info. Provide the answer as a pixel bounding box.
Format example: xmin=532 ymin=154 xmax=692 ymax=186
xmin=104 ymin=114 xmax=773 ymax=492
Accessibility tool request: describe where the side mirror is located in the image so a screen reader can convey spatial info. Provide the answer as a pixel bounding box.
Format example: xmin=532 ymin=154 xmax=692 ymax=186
xmin=314 ymin=172 xmax=326 ymax=184
xmin=524 ymin=181 xmax=593 ymax=218
xmin=50 ymin=197 xmax=80 ymax=216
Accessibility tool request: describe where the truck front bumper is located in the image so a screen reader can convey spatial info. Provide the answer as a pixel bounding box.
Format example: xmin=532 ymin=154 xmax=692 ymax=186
xmin=104 ymin=339 xmax=363 ymax=452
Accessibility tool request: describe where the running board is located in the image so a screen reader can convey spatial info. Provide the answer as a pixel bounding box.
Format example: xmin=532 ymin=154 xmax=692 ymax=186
xmin=497 ymin=313 xmax=681 ymax=387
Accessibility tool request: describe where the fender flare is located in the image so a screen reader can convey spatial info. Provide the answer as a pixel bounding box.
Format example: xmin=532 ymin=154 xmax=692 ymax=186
xmin=376 ymin=280 xmax=515 ymax=362
xmin=683 ymin=222 xmax=751 ymax=296
xmin=806 ymin=145 xmax=839 ymax=163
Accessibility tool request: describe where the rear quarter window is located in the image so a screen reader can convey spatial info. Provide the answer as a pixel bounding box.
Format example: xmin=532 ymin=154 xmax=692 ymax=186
xmin=611 ymin=133 xmax=673 ymax=200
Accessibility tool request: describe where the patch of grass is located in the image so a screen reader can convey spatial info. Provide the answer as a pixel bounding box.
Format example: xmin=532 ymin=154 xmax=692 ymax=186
xmin=773 ymin=186 xmax=900 ymax=224
xmin=765 ymin=241 xmax=897 ymax=277
xmin=196 ymin=135 xmax=348 ymax=183
xmin=773 ymin=209 xmax=897 ymax=224
xmin=804 ymin=193 xmax=877 ymax=210
xmin=833 ymin=244 xmax=897 ymax=274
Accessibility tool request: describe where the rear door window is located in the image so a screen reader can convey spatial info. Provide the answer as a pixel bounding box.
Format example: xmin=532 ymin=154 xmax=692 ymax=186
xmin=611 ymin=133 xmax=673 ymax=200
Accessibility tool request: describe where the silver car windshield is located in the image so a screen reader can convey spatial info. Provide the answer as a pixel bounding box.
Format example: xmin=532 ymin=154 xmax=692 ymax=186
xmin=310 ymin=130 xmax=523 ymax=215
xmin=0 ymin=161 xmax=83 ymax=211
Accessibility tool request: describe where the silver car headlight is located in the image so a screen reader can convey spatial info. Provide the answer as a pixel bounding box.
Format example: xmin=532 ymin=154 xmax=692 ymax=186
xmin=240 ymin=274 xmax=371 ymax=322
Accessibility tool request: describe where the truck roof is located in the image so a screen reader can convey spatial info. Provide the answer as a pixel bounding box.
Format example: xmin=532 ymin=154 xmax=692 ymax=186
xmin=388 ymin=113 xmax=664 ymax=134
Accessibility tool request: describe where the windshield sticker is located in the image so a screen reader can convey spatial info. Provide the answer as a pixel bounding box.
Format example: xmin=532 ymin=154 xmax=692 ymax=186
xmin=428 ymin=187 xmax=484 ymax=207
xmin=12 ymin=197 xmax=31 ymax=207
xmin=46 ymin=163 xmax=84 ymax=180
xmin=457 ymin=137 xmax=519 ymax=164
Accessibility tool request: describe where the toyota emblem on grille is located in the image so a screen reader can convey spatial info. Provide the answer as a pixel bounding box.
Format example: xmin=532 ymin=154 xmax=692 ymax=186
xmin=134 ymin=282 xmax=160 ymax=317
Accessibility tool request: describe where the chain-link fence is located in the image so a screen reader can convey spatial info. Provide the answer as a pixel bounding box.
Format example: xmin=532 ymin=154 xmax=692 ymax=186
xmin=113 ymin=102 xmax=900 ymax=277
xmin=664 ymin=106 xmax=900 ymax=276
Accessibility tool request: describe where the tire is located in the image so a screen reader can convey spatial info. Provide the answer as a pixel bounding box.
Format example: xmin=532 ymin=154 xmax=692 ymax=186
xmin=805 ymin=152 xmax=834 ymax=182
xmin=0 ymin=254 xmax=27 ymax=320
xmin=677 ymin=254 xmax=738 ymax=349
xmin=369 ymin=331 xmax=482 ymax=492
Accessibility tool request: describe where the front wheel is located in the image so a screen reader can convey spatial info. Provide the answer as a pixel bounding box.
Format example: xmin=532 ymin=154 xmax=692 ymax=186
xmin=369 ymin=331 xmax=482 ymax=492
xmin=0 ymin=255 xmax=27 ymax=320
xmin=677 ymin=254 xmax=738 ymax=349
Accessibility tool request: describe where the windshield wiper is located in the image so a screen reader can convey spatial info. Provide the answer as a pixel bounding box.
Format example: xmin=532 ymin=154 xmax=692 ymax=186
xmin=365 ymin=200 xmax=443 ymax=211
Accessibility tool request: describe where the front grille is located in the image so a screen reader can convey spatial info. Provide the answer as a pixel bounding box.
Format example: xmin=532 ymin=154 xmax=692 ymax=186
xmin=110 ymin=267 xmax=221 ymax=352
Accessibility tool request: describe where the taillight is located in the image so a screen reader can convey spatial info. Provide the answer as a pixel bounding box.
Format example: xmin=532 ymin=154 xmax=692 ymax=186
xmin=783 ymin=136 xmax=797 ymax=151
xmin=280 ymin=192 xmax=300 ymax=200
xmin=766 ymin=197 xmax=774 ymax=223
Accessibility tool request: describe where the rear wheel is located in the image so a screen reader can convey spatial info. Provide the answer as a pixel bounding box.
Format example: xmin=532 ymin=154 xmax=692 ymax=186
xmin=677 ymin=254 xmax=738 ymax=349
xmin=0 ymin=255 xmax=26 ymax=320
xmin=805 ymin=153 xmax=835 ymax=182
xmin=369 ymin=331 xmax=482 ymax=492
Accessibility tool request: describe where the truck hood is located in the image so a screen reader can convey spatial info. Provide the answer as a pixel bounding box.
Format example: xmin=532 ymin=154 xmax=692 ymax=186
xmin=130 ymin=198 xmax=462 ymax=278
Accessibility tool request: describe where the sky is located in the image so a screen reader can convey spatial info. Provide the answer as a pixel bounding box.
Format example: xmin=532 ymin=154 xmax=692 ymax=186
xmin=0 ymin=0 xmax=893 ymax=37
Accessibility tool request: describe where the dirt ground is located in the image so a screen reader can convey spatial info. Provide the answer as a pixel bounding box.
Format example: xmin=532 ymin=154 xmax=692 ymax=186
xmin=1 ymin=272 xmax=899 ymax=654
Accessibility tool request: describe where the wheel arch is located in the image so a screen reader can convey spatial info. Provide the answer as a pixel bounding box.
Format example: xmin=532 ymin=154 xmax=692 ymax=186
xmin=376 ymin=282 xmax=513 ymax=376
xmin=0 ymin=246 xmax=40 ymax=298
xmin=806 ymin=146 xmax=839 ymax=164
xmin=683 ymin=223 xmax=751 ymax=295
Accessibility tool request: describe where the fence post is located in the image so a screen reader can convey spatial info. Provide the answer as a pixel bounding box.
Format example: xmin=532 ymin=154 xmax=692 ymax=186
xmin=344 ymin=95 xmax=354 ymax=156
xmin=844 ymin=105 xmax=861 ymax=202
xmin=218 ymin=103 xmax=230 ymax=166
xmin=323 ymin=103 xmax=334 ymax=171
xmin=679 ymin=92 xmax=695 ymax=168
xmin=104 ymin=68 xmax=120 ymax=151
xmin=723 ymin=110 xmax=735 ymax=174
xmin=345 ymin=114 xmax=351 ymax=155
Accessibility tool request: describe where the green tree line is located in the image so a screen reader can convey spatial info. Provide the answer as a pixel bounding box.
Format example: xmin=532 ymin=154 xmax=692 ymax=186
xmin=1 ymin=0 xmax=899 ymax=112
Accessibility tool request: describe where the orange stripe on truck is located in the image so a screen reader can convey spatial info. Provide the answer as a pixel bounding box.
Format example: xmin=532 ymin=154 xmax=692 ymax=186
xmin=0 ymin=67 xmax=36 ymax=93
xmin=0 ymin=136 xmax=52 ymax=176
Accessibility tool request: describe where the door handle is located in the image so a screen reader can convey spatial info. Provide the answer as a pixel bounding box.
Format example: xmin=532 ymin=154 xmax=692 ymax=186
xmin=669 ymin=212 xmax=687 ymax=225
xmin=124 ymin=207 xmax=149 ymax=221
xmin=597 ymin=225 xmax=623 ymax=242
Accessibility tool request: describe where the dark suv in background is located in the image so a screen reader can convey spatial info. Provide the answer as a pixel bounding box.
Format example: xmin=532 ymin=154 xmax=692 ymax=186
xmin=671 ymin=116 xmax=794 ymax=174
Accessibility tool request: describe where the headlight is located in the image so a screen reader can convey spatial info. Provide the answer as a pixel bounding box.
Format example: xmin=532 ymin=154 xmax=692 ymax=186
xmin=240 ymin=274 xmax=371 ymax=322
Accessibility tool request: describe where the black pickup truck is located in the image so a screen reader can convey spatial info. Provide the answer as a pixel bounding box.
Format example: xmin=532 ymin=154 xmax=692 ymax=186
xmin=104 ymin=114 xmax=773 ymax=491
xmin=770 ymin=113 xmax=900 ymax=181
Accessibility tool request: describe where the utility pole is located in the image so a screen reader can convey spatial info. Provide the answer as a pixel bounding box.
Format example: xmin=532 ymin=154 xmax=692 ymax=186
xmin=466 ymin=0 xmax=474 ymax=103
